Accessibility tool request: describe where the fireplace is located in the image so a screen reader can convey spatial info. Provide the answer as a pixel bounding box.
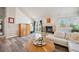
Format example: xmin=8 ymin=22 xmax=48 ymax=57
xmin=46 ymin=26 xmax=54 ymax=33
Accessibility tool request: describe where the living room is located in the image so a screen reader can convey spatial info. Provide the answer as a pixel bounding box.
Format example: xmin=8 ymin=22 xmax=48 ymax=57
xmin=0 ymin=7 xmax=79 ymax=52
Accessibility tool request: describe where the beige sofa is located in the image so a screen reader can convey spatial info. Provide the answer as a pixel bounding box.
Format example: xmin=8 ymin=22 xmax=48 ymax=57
xmin=46 ymin=32 xmax=79 ymax=51
xmin=67 ymin=32 xmax=79 ymax=52
xmin=49 ymin=32 xmax=79 ymax=52
xmin=53 ymin=32 xmax=68 ymax=47
xmin=68 ymin=39 xmax=79 ymax=52
xmin=46 ymin=32 xmax=68 ymax=47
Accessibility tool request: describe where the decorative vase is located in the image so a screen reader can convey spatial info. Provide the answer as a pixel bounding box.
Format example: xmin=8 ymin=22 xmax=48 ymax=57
xmin=33 ymin=36 xmax=47 ymax=46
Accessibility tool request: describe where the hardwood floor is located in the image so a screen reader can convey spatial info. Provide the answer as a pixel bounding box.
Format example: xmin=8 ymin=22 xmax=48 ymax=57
xmin=0 ymin=34 xmax=68 ymax=52
xmin=0 ymin=37 xmax=26 ymax=52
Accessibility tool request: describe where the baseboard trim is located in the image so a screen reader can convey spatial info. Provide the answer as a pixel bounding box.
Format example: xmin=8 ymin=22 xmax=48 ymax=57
xmin=6 ymin=35 xmax=18 ymax=39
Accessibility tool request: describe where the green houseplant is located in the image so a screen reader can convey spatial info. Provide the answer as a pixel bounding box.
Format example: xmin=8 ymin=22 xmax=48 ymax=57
xmin=70 ymin=24 xmax=79 ymax=32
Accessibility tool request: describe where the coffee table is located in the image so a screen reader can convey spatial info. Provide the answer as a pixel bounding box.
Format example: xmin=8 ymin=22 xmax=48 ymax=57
xmin=23 ymin=38 xmax=55 ymax=52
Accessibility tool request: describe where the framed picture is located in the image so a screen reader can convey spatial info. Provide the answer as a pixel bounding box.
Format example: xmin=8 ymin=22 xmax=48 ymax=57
xmin=8 ymin=17 xmax=14 ymax=23
xmin=47 ymin=17 xmax=51 ymax=23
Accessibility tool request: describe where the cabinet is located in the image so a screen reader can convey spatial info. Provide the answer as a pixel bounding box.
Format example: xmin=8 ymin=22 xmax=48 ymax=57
xmin=18 ymin=24 xmax=30 ymax=37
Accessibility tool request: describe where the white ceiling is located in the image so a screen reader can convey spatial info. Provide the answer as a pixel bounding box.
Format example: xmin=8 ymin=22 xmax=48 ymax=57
xmin=18 ymin=7 xmax=79 ymax=18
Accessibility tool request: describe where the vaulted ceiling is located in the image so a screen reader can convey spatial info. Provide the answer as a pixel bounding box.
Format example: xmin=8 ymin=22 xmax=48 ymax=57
xmin=18 ymin=7 xmax=79 ymax=18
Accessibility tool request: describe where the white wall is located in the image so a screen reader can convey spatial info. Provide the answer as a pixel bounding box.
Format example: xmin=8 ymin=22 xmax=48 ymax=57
xmin=4 ymin=8 xmax=33 ymax=38
xmin=16 ymin=8 xmax=33 ymax=32
xmin=16 ymin=8 xmax=32 ymax=24
xmin=22 ymin=7 xmax=79 ymax=32
xmin=4 ymin=7 xmax=18 ymax=38
xmin=4 ymin=7 xmax=79 ymax=37
xmin=19 ymin=7 xmax=79 ymax=18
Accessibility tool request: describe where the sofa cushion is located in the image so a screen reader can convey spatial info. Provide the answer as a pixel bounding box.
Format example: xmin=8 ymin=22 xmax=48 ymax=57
xmin=54 ymin=32 xmax=65 ymax=39
xmin=53 ymin=37 xmax=68 ymax=47
xmin=68 ymin=39 xmax=79 ymax=52
xmin=65 ymin=33 xmax=71 ymax=39
xmin=69 ymin=32 xmax=79 ymax=41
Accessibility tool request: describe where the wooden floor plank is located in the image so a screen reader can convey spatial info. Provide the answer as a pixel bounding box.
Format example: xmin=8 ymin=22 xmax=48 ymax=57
xmin=0 ymin=34 xmax=68 ymax=52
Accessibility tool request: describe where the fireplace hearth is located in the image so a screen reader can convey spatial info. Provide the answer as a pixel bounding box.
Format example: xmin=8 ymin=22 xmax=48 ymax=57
xmin=46 ymin=26 xmax=54 ymax=33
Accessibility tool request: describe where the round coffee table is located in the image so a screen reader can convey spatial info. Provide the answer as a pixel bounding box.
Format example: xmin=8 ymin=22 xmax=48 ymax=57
xmin=23 ymin=38 xmax=55 ymax=52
